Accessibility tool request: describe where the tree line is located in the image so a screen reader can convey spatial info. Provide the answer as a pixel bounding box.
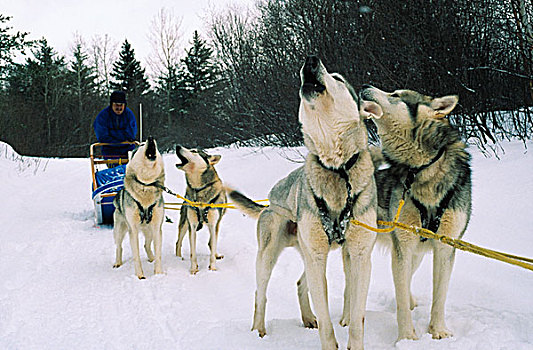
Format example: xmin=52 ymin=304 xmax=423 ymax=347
xmin=0 ymin=0 xmax=531 ymax=158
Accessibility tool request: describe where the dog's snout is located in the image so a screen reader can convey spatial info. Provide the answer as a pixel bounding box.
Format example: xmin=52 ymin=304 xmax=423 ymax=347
xmin=305 ymin=55 xmax=320 ymax=73
xmin=145 ymin=136 xmax=157 ymax=161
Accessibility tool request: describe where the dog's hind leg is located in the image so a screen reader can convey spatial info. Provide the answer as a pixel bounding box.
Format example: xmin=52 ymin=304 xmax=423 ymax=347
xmin=113 ymin=218 xmax=127 ymax=268
xmin=296 ymin=270 xmax=317 ymax=328
xmin=252 ymin=210 xmax=286 ymax=337
xmin=128 ymin=225 xmax=145 ymax=279
xmin=176 ymin=208 xmax=188 ymax=258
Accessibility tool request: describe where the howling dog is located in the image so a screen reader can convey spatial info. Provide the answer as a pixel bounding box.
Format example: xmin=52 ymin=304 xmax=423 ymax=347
xmin=227 ymin=56 xmax=378 ymax=350
xmin=360 ymin=85 xmax=472 ymax=341
xmin=174 ymin=146 xmax=226 ymax=275
xmin=113 ymin=137 xmax=165 ymax=279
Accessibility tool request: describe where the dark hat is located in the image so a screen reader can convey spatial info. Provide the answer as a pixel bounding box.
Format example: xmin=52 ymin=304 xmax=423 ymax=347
xmin=110 ymin=91 xmax=127 ymax=105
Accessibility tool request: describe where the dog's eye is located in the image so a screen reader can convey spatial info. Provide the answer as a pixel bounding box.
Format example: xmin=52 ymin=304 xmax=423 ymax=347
xmin=332 ymin=75 xmax=344 ymax=83
xmin=390 ymin=93 xmax=401 ymax=98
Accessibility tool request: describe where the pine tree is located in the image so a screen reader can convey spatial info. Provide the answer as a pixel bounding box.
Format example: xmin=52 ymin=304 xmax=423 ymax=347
xmin=110 ymin=39 xmax=149 ymax=98
xmin=180 ymin=31 xmax=218 ymax=96
xmin=67 ymin=43 xmax=100 ymax=144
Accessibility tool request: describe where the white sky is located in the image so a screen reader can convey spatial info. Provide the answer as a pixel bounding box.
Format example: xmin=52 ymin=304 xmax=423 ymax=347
xmin=1 ymin=0 xmax=250 ymax=65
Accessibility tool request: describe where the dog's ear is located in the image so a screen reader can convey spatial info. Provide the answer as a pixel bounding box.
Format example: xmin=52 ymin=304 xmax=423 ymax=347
xmin=360 ymin=101 xmax=383 ymax=119
xmin=209 ymin=155 xmax=221 ymax=165
xmin=431 ymin=95 xmax=458 ymax=118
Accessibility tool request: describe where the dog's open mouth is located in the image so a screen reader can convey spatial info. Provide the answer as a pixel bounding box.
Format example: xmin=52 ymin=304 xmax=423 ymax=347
xmin=301 ymin=56 xmax=326 ymax=95
xmin=175 ymin=146 xmax=189 ymax=167
xmin=145 ymin=136 xmax=157 ymax=161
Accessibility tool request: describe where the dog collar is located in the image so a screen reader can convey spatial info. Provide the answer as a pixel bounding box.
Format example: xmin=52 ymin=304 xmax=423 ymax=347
xmin=186 ymin=180 xmax=218 ymax=193
xmin=402 ymin=147 xmax=446 ymax=198
xmin=317 ymin=152 xmax=360 ymax=174
xmin=133 ymin=175 xmax=163 ymax=189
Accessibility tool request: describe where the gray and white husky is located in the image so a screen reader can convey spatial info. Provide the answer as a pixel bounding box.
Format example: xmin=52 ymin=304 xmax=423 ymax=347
xmin=360 ymin=85 xmax=472 ymax=341
xmin=113 ymin=137 xmax=165 ymax=279
xmin=174 ymin=146 xmax=226 ymax=275
xmin=227 ymin=56 xmax=378 ymax=350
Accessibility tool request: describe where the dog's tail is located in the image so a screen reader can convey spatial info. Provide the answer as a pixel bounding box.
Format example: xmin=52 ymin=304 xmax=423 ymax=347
xmin=225 ymin=187 xmax=266 ymax=219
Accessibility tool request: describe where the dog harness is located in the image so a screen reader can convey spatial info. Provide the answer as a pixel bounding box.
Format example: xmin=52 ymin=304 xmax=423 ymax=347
xmin=386 ymin=148 xmax=445 ymax=242
xmin=313 ymin=152 xmax=360 ymax=245
xmin=185 ymin=180 xmax=223 ymax=231
xmin=129 ymin=176 xmax=163 ymax=224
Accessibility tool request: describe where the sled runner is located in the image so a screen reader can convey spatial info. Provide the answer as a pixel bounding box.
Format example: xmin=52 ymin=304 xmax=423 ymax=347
xmin=90 ymin=142 xmax=139 ymax=225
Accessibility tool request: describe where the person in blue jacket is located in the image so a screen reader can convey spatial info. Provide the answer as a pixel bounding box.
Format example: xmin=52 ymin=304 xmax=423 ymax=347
xmin=93 ymin=90 xmax=137 ymax=160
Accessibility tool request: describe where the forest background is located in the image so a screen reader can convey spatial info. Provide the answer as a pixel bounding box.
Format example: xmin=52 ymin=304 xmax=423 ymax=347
xmin=0 ymin=0 xmax=531 ymax=157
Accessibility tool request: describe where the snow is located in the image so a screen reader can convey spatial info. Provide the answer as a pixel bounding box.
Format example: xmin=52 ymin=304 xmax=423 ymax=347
xmin=0 ymin=140 xmax=532 ymax=350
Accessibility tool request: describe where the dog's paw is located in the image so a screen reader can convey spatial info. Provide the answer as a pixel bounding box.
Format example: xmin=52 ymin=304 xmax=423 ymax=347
xmin=137 ymin=275 xmax=146 ymax=280
xmin=397 ymin=327 xmax=418 ymax=341
xmin=339 ymin=316 xmax=349 ymax=327
xmin=429 ymin=325 xmax=453 ymax=339
xmin=190 ymin=267 xmax=199 ymax=275
xmin=303 ymin=317 xmax=318 ymax=329
xmin=253 ymin=328 xmax=267 ymax=338
xmin=216 ymin=254 xmax=224 ymax=260
xmin=112 ymin=263 xmax=122 ymax=268
xmin=410 ymin=294 xmax=418 ymax=310
xmin=209 ymin=265 xmax=217 ymax=271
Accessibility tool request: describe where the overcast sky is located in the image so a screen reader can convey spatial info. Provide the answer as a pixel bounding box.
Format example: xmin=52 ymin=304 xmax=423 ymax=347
xmin=1 ymin=0 xmax=250 ymax=64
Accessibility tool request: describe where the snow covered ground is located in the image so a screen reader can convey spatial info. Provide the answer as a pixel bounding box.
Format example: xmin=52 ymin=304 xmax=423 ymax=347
xmin=0 ymin=140 xmax=532 ymax=349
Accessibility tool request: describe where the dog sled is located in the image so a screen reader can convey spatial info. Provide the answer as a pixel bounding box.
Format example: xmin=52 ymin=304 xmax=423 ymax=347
xmin=90 ymin=142 xmax=139 ymax=225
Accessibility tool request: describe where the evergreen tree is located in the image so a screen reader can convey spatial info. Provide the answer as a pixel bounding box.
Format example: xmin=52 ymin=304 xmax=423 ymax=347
xmin=0 ymin=14 xmax=32 ymax=82
xmin=67 ymin=43 xmax=101 ymax=146
xmin=180 ymin=31 xmax=218 ymax=96
xmin=110 ymin=39 xmax=149 ymax=98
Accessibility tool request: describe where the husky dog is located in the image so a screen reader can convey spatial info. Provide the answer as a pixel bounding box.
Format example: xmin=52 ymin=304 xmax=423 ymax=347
xmin=227 ymin=56 xmax=378 ymax=350
xmin=174 ymin=146 xmax=226 ymax=275
xmin=113 ymin=137 xmax=165 ymax=279
xmin=360 ymin=85 xmax=472 ymax=340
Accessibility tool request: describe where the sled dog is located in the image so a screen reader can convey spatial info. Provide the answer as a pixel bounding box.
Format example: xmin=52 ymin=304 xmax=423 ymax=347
xmin=113 ymin=137 xmax=166 ymax=279
xmin=360 ymin=85 xmax=472 ymax=340
xmin=174 ymin=146 xmax=226 ymax=275
xmin=227 ymin=56 xmax=378 ymax=350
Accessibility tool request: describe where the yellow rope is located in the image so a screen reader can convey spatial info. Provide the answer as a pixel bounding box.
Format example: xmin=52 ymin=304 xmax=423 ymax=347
xmin=351 ymin=200 xmax=533 ymax=272
xmin=163 ymin=192 xmax=269 ymax=211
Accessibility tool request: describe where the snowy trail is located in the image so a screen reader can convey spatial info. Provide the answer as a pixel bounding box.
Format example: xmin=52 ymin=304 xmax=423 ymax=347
xmin=0 ymin=142 xmax=532 ymax=349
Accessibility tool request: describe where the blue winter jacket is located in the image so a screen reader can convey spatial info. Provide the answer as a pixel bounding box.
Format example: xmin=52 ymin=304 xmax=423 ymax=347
xmin=93 ymin=106 xmax=137 ymax=157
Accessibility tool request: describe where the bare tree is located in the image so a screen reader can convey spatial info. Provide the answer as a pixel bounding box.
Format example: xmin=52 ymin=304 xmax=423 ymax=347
xmin=90 ymin=34 xmax=118 ymax=95
xmin=146 ymin=7 xmax=184 ymax=78
xmin=146 ymin=7 xmax=184 ymax=126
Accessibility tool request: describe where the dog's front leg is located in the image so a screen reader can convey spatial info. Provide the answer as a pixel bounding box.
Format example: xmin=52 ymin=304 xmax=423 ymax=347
xmin=340 ymin=249 xmax=351 ymax=327
xmin=391 ymin=236 xmax=417 ymax=340
xmin=207 ymin=220 xmax=218 ymax=271
xmin=152 ymin=223 xmax=163 ymax=275
xmin=299 ymin=223 xmax=337 ymax=350
xmin=128 ymin=226 xmax=145 ymax=279
xmin=345 ymin=234 xmax=375 ymax=350
xmin=188 ymin=224 xmax=199 ymax=274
